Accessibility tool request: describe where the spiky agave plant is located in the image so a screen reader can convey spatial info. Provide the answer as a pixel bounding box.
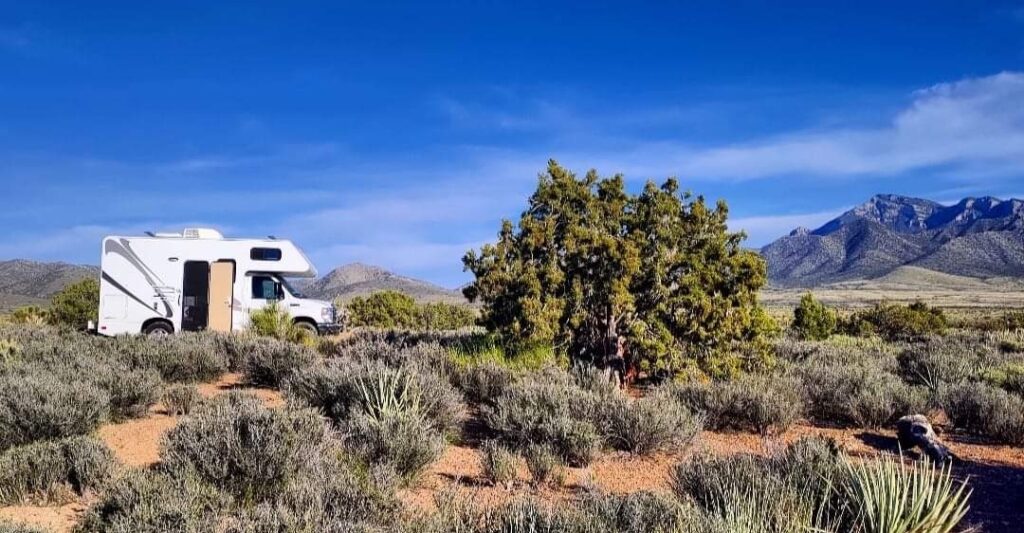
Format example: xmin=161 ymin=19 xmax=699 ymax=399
xmin=845 ymin=455 xmax=971 ymax=533
xmin=356 ymin=367 xmax=424 ymax=422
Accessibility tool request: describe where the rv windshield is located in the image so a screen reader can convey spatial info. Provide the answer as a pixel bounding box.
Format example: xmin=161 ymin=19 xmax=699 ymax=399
xmin=279 ymin=277 xmax=306 ymax=298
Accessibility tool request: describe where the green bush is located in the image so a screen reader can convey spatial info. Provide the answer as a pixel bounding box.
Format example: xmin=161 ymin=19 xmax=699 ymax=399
xmin=163 ymin=384 xmax=201 ymax=416
xmin=241 ymin=338 xmax=318 ymax=387
xmin=345 ymin=409 xmax=444 ymax=483
xmin=0 ymin=372 xmax=109 ymax=451
xmin=48 ymin=278 xmax=99 ymax=330
xmin=792 ymin=292 xmax=837 ymax=340
xmin=938 ymin=381 xmax=1024 ymax=444
xmin=10 ymin=306 xmax=47 ymax=326
xmin=75 ymin=468 xmax=227 ymax=533
xmin=0 ymin=436 xmax=117 ymax=504
xmin=248 ymin=303 xmax=314 ymax=345
xmin=480 ymin=440 xmax=517 ymax=489
xmin=845 ymin=301 xmax=947 ymax=341
xmin=346 ymin=291 xmax=477 ymax=330
xmin=665 ymin=375 xmax=803 ymax=435
xmin=160 ymin=393 xmax=336 ymax=501
xmin=979 ymin=362 xmax=1024 ymax=396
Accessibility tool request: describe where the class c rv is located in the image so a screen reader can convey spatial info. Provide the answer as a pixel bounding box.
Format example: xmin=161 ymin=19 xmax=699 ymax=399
xmin=97 ymin=228 xmax=340 ymax=336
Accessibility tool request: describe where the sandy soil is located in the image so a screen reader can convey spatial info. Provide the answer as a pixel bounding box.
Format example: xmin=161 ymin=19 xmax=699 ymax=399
xmin=3 ymin=376 xmax=1022 ymax=533
xmin=0 ymin=373 xmax=284 ymax=532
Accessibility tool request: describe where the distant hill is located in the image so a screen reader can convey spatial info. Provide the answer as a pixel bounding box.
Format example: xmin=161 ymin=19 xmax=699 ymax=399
xmin=0 ymin=259 xmax=99 ymax=311
xmin=299 ymin=263 xmax=467 ymax=304
xmin=761 ymin=194 xmax=1024 ymax=287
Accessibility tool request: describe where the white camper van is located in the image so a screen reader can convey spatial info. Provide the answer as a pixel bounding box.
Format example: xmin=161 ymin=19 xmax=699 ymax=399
xmin=97 ymin=228 xmax=340 ymax=336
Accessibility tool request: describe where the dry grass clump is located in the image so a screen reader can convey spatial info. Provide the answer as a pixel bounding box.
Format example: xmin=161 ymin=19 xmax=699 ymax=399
xmin=480 ymin=440 xmax=517 ymax=489
xmin=524 ymin=444 xmax=565 ymax=488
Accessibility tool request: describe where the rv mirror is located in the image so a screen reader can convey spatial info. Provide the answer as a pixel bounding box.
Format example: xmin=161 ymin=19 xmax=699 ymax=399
xmin=275 ymin=281 xmax=284 ymax=300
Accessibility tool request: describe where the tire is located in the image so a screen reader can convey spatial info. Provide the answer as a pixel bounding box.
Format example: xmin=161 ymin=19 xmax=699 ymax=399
xmin=142 ymin=321 xmax=173 ymax=336
xmin=294 ymin=320 xmax=318 ymax=336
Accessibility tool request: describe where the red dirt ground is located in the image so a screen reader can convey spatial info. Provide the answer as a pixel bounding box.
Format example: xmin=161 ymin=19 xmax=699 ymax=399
xmin=2 ymin=375 xmax=1022 ymax=532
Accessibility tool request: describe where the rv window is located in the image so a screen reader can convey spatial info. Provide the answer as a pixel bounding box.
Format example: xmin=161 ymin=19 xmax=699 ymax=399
xmin=251 ymin=276 xmax=281 ymax=300
xmin=250 ymin=248 xmax=282 ymax=261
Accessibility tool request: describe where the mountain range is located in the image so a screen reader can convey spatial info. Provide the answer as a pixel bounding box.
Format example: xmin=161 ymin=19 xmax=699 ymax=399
xmin=0 ymin=260 xmax=100 ymax=311
xmin=761 ymin=194 xmax=1024 ymax=287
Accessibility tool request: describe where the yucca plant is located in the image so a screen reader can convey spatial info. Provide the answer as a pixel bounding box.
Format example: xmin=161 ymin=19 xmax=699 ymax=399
xmin=844 ymin=455 xmax=971 ymax=533
xmin=356 ymin=367 xmax=424 ymax=422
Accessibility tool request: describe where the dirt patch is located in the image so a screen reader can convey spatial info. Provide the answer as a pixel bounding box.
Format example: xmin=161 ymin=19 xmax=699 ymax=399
xmin=0 ymin=374 xmax=285 ymax=533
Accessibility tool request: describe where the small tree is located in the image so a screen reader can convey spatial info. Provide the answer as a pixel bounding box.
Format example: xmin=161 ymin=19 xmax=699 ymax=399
xmin=463 ymin=160 xmax=773 ymax=377
xmin=248 ymin=303 xmax=311 ymax=344
xmin=48 ymin=278 xmax=99 ymax=330
xmin=792 ymin=292 xmax=837 ymax=341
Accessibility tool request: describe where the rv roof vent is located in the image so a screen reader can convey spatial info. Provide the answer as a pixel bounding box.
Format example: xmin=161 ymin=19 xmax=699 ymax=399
xmin=183 ymin=228 xmax=224 ymax=239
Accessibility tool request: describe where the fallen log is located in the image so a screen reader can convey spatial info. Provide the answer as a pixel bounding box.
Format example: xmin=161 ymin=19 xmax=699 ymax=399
xmin=896 ymin=414 xmax=955 ymax=463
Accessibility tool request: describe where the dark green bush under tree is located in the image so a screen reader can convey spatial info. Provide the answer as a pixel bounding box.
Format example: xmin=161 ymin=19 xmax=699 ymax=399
xmin=792 ymin=292 xmax=838 ymax=341
xmin=346 ymin=290 xmax=477 ymax=330
xmin=48 ymin=278 xmax=99 ymax=330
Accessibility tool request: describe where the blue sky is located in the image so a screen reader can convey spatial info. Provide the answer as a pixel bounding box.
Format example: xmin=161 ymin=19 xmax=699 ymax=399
xmin=3 ymin=1 xmax=1024 ymax=287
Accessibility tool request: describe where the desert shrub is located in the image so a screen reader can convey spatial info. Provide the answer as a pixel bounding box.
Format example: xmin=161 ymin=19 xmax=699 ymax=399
xmin=897 ymin=335 xmax=988 ymax=390
xmin=937 ymin=381 xmax=1024 ymax=444
xmin=601 ymin=390 xmax=702 ymax=454
xmin=797 ymin=360 xmax=926 ymax=428
xmin=0 ymin=372 xmax=109 ymax=451
xmin=672 ymin=437 xmax=847 ymax=532
xmin=482 ymin=379 xmax=602 ymax=466
xmin=480 ymin=440 xmax=517 ymax=489
xmin=416 ymin=302 xmax=478 ymax=330
xmin=285 ymin=359 xmax=464 ymax=437
xmin=48 ymin=278 xmax=99 ymax=330
xmin=242 ymin=338 xmax=318 ymax=387
xmin=524 ymin=444 xmax=564 ymax=487
xmin=87 ymin=365 xmax=161 ymax=421
xmin=114 ymin=333 xmax=228 ymax=383
xmin=10 ymin=306 xmax=47 ymax=326
xmin=163 ymin=384 xmax=201 ymax=416
xmin=160 ymin=392 xmax=336 ymax=501
xmin=792 ymin=292 xmax=837 ymax=341
xmin=345 ymin=409 xmax=444 ymax=482
xmin=979 ymin=362 xmax=1024 ymax=396
xmin=577 ymin=491 xmax=689 ymax=533
xmin=664 ymin=375 xmax=802 ymax=435
xmin=0 ymin=338 xmax=18 ymax=365
xmin=452 ymin=362 xmax=516 ymax=405
xmin=844 ymin=453 xmax=970 ymax=533
xmin=0 ymin=436 xmax=117 ymax=504
xmin=0 ymin=523 xmax=46 ymax=533
xmin=346 ymin=291 xmax=419 ymax=329
xmin=75 ymin=468 xmax=228 ymax=533
xmin=845 ymin=301 xmax=947 ymax=341
xmin=248 ymin=303 xmax=313 ymax=345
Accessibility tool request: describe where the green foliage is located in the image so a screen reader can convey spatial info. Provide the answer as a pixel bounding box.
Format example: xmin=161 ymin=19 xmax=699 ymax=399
xmin=845 ymin=301 xmax=948 ymax=341
xmin=844 ymin=454 xmax=970 ymax=533
xmin=0 ymin=436 xmax=117 ymax=504
xmin=48 ymin=278 xmax=99 ymax=329
xmin=248 ymin=303 xmax=313 ymax=345
xmin=0 ymin=338 xmax=19 ymax=365
xmin=979 ymin=362 xmax=1024 ymax=396
xmin=463 ymin=160 xmax=772 ymax=377
xmin=792 ymin=292 xmax=837 ymax=340
xmin=346 ymin=290 xmax=477 ymax=330
xmin=10 ymin=306 xmax=47 ymax=326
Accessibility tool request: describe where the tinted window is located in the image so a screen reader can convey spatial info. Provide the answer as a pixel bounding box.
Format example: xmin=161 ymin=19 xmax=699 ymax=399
xmin=251 ymin=275 xmax=279 ymax=300
xmin=250 ymin=248 xmax=282 ymax=261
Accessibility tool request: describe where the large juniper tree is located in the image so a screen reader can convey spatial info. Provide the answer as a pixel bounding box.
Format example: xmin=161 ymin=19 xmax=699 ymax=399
xmin=462 ymin=160 xmax=776 ymax=377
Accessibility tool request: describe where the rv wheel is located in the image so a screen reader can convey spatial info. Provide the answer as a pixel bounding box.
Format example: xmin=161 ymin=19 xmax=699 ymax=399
xmin=143 ymin=321 xmax=173 ymax=336
xmin=294 ymin=320 xmax=318 ymax=336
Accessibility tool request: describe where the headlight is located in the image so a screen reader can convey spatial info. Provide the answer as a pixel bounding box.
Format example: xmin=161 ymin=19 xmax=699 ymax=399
xmin=321 ymin=306 xmax=335 ymax=321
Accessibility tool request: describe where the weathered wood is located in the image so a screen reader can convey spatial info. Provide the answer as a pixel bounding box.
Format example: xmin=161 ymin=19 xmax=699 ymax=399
xmin=896 ymin=414 xmax=955 ymax=463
